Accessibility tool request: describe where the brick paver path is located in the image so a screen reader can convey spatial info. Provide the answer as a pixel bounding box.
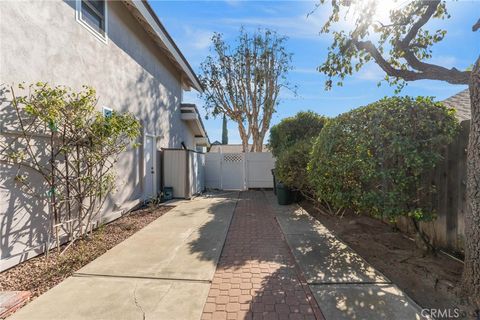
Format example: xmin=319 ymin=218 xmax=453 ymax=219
xmin=201 ymin=191 xmax=323 ymax=320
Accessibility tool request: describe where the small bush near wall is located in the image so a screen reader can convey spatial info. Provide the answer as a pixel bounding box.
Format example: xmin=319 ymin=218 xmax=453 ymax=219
xmin=269 ymin=111 xmax=327 ymax=191
xmin=308 ymin=97 xmax=459 ymax=233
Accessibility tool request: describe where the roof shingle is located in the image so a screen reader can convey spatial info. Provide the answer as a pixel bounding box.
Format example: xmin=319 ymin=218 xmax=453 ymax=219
xmin=442 ymin=89 xmax=471 ymax=121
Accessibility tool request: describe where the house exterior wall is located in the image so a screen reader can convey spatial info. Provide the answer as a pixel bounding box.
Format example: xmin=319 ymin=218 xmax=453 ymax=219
xmin=0 ymin=0 xmax=196 ymax=270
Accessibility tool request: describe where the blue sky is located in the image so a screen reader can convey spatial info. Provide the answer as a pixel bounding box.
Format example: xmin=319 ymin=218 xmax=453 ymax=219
xmin=151 ymin=0 xmax=479 ymax=144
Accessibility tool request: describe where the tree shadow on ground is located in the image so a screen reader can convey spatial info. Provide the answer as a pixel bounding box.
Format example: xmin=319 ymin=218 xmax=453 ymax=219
xmin=189 ymin=190 xmax=321 ymax=319
xmin=271 ymin=199 xmax=387 ymax=285
xmin=189 ymin=190 xmax=429 ymax=319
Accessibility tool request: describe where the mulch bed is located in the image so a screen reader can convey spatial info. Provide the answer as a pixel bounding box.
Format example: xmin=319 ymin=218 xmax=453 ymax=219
xmin=299 ymin=199 xmax=473 ymax=318
xmin=0 ymin=205 xmax=171 ymax=301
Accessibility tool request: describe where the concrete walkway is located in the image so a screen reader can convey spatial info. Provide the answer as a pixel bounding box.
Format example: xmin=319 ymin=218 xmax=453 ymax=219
xmin=9 ymin=192 xmax=238 ymax=320
xmin=9 ymin=190 xmax=429 ymax=320
xmin=266 ymin=192 xmax=429 ymax=320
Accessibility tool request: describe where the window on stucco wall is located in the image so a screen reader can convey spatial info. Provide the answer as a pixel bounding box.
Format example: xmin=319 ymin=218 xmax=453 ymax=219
xmin=76 ymin=0 xmax=108 ymax=43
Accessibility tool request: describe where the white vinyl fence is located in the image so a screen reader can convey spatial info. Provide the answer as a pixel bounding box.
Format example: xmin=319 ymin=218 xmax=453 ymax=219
xmin=205 ymin=152 xmax=275 ymax=190
xmin=190 ymin=151 xmax=205 ymax=196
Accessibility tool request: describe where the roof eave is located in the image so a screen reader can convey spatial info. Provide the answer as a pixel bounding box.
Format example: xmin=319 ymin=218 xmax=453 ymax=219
xmin=124 ymin=0 xmax=203 ymax=92
xmin=181 ymin=103 xmax=210 ymax=145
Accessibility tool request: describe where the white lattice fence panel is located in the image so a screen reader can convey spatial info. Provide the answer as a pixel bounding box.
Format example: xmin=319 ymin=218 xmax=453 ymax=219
xmin=221 ymin=153 xmax=245 ymax=190
xmin=223 ymin=153 xmax=243 ymax=163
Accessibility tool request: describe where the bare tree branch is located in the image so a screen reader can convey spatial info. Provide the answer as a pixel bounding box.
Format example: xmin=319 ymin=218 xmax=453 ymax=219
xmin=400 ymin=0 xmax=440 ymax=47
xmin=354 ymin=38 xmax=470 ymax=85
xmin=200 ymin=29 xmax=293 ymax=151
xmin=473 ymin=18 xmax=480 ymax=32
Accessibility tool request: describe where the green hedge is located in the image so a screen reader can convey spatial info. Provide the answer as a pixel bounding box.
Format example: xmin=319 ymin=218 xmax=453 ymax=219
xmin=269 ymin=111 xmax=327 ymax=190
xmin=308 ymin=96 xmax=459 ymax=222
xmin=269 ymin=111 xmax=327 ymax=157
xmin=275 ymin=141 xmax=312 ymax=191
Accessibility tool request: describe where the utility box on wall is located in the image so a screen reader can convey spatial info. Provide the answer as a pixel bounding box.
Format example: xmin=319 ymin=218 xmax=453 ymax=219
xmin=162 ymin=149 xmax=205 ymax=199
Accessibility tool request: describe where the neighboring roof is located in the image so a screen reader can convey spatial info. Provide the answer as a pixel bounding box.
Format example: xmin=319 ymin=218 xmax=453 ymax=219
xmin=211 ymin=140 xmax=222 ymax=145
xmin=209 ymin=144 xmax=269 ymax=153
xmin=123 ymin=0 xmax=203 ymax=92
xmin=442 ymin=89 xmax=471 ymax=121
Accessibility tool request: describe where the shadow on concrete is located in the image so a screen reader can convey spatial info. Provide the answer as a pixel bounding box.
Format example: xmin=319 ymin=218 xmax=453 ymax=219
xmin=309 ymin=283 xmax=428 ymax=320
xmin=186 ymin=191 xmax=238 ymax=262
xmin=190 ymin=190 xmax=323 ymax=318
xmin=190 ymin=190 xmax=428 ymax=319
xmin=189 ymin=190 xmax=283 ymax=267
xmin=274 ymin=208 xmax=388 ymax=284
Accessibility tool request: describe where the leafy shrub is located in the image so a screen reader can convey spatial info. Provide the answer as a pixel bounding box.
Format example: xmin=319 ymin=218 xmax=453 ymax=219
xmin=269 ymin=111 xmax=327 ymax=191
xmin=308 ymin=96 xmax=459 ymax=223
xmin=275 ymin=141 xmax=312 ymax=191
xmin=1 ymin=83 xmax=141 ymax=249
xmin=269 ymin=111 xmax=327 ymax=157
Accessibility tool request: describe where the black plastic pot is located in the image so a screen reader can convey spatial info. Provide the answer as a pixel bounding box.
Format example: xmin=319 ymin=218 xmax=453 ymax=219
xmin=276 ymin=182 xmax=294 ymax=205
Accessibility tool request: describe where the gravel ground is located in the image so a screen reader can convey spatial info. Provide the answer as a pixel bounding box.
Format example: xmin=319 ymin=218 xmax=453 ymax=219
xmin=0 ymin=205 xmax=171 ymax=300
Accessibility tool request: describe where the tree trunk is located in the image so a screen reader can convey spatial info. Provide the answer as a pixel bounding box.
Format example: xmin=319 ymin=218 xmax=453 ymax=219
xmin=250 ymin=130 xmax=257 ymax=152
xmin=462 ymin=55 xmax=480 ymax=310
xmin=255 ymin=130 xmax=267 ymax=152
xmin=251 ymin=134 xmax=258 ymax=152
xmin=237 ymin=122 xmax=249 ymax=153
xmin=250 ymin=135 xmax=264 ymax=152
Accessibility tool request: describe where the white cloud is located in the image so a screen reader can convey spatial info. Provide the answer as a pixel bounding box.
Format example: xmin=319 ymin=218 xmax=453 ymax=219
xmin=291 ymin=67 xmax=319 ymax=74
xmin=224 ymin=0 xmax=241 ymax=7
xmin=427 ymin=55 xmax=458 ymax=68
xmin=318 ymin=94 xmax=372 ymax=101
xmin=406 ymin=80 xmax=467 ymax=93
xmin=219 ymin=14 xmax=325 ymax=41
xmin=261 ymin=6 xmax=280 ymax=15
xmin=182 ymin=26 xmax=213 ymax=50
xmin=280 ymin=90 xmax=371 ymax=101
xmin=278 ymin=89 xmax=298 ymax=100
xmin=353 ymin=62 xmax=385 ymax=81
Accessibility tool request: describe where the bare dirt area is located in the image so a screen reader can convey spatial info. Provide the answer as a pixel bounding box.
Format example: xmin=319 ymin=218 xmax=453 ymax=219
xmin=0 ymin=205 xmax=171 ymax=300
xmin=300 ymin=199 xmax=469 ymax=318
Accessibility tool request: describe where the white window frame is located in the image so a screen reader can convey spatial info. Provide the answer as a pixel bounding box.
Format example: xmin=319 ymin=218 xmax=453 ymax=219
xmin=75 ymin=0 xmax=108 ymax=44
xmin=102 ymin=106 xmax=113 ymax=117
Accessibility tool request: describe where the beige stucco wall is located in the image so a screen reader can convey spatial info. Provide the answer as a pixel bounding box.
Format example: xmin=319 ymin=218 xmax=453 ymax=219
xmin=0 ymin=0 xmax=197 ymax=270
